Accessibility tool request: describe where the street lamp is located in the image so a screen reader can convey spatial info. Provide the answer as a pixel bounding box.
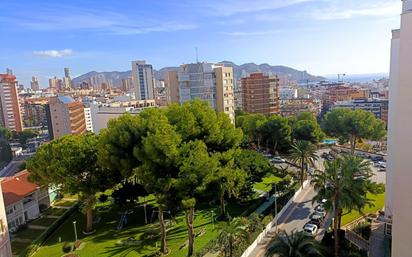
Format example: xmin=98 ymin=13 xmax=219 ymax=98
xmin=73 ymin=221 xmax=78 ymax=241
xmin=272 ymin=183 xmax=278 ymax=233
xmin=211 ymin=210 xmax=215 ymax=229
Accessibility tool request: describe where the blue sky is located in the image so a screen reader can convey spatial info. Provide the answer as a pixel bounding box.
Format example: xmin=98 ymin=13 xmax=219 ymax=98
xmin=0 ymin=0 xmax=401 ymax=86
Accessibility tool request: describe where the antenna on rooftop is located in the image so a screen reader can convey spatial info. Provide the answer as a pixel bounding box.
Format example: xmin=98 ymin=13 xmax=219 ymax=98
xmin=195 ymin=47 xmax=199 ymax=63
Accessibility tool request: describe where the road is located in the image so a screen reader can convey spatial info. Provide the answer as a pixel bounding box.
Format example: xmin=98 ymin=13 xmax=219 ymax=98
xmin=0 ymin=153 xmax=33 ymax=177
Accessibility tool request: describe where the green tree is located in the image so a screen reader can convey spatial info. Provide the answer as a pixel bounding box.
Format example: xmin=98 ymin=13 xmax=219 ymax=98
xmin=0 ymin=126 xmax=11 ymax=140
xmin=311 ymin=155 xmax=375 ymax=257
xmin=289 ymin=141 xmax=318 ymax=186
xmin=207 ymin=150 xmax=247 ymax=220
xmin=175 ymin=140 xmax=217 ymax=256
xmin=236 ymin=113 xmax=267 ymax=147
xmin=217 ymin=217 xmax=249 ymax=257
xmin=292 ymin=119 xmax=325 ymax=144
xmin=266 ymin=230 xmax=325 ymax=257
xmin=234 ymin=149 xmax=272 ymax=200
xmin=13 ymin=129 xmax=39 ymax=146
xmin=260 ymin=116 xmax=292 ymax=153
xmin=322 ymin=109 xmax=386 ymax=153
xmin=27 ymin=134 xmax=119 ymax=233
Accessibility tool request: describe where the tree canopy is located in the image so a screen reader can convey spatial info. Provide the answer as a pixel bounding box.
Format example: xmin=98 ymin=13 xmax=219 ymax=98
xmin=322 ymin=109 xmax=386 ymax=153
xmin=27 ymin=134 xmax=120 ymax=233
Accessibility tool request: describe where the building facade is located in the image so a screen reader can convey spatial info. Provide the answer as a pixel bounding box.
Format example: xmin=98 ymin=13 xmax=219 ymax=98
xmin=0 ymin=73 xmax=23 ymax=132
xmin=22 ymin=98 xmax=48 ymax=128
xmin=0 ymin=183 xmax=12 ymax=257
xmin=30 ymin=77 xmax=39 ymax=91
xmin=331 ymin=98 xmax=389 ymax=124
xmin=46 ymin=96 xmax=86 ymax=139
xmin=321 ymin=85 xmax=369 ymax=113
xmin=280 ymin=98 xmax=321 ymax=117
xmin=131 ymin=60 xmax=154 ymax=100
xmin=171 ymin=63 xmax=235 ymax=123
xmin=386 ymin=1 xmax=412 ymax=256
xmin=241 ymin=73 xmax=280 ymax=115
xmin=83 ymin=106 xmax=94 ymax=132
xmin=2 ymin=171 xmax=50 ymax=233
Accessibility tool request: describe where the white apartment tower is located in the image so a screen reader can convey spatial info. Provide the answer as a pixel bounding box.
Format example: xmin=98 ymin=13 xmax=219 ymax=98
xmin=175 ymin=63 xmax=235 ymax=123
xmin=131 ymin=60 xmax=154 ymax=100
xmin=387 ymin=1 xmax=412 ymax=256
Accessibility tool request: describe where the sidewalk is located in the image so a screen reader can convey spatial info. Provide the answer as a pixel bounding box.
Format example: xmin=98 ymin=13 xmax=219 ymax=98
xmin=247 ymin=184 xmax=315 ymax=257
xmin=369 ymin=220 xmax=385 ymax=257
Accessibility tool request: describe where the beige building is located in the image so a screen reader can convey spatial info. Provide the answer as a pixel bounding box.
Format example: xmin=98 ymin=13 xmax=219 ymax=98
xmin=131 ymin=60 xmax=155 ymax=100
xmin=0 ymin=73 xmax=23 ymax=132
xmin=0 ymin=183 xmax=12 ymax=257
xmin=168 ymin=63 xmax=235 ymax=123
xmin=387 ymin=1 xmax=412 ymax=256
xmin=46 ymin=96 xmax=86 ymax=139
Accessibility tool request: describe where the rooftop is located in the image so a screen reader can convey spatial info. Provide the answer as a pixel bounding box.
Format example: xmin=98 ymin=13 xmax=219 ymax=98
xmin=1 ymin=170 xmax=40 ymax=206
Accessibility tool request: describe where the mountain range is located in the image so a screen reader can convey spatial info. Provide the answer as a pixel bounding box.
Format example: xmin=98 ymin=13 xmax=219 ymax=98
xmin=72 ymin=61 xmax=324 ymax=87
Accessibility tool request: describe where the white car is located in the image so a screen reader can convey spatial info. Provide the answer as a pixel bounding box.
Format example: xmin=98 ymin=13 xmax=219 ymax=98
xmin=315 ymin=204 xmax=325 ymax=212
xmin=378 ymin=161 xmax=386 ymax=168
xmin=271 ymin=157 xmax=286 ymax=163
xmin=303 ymin=223 xmax=318 ymax=236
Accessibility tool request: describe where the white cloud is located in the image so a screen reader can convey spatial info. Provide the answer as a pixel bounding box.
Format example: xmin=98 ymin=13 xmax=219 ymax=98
xmin=310 ymin=1 xmax=401 ymax=20
xmin=33 ymin=49 xmax=73 ymax=58
xmin=7 ymin=7 xmax=196 ymax=35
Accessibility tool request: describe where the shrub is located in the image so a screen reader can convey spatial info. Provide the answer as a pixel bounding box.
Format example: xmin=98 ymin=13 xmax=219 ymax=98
xmin=62 ymin=242 xmax=72 ymax=253
xmin=39 ymin=203 xmax=48 ymax=212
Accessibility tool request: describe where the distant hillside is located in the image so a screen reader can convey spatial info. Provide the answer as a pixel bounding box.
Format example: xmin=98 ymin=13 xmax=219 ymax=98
xmin=72 ymin=61 xmax=324 ymax=87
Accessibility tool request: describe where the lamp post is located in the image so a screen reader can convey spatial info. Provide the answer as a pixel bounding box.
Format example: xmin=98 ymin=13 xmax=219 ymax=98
xmin=211 ymin=210 xmax=215 ymax=229
xmin=73 ymin=221 xmax=78 ymax=241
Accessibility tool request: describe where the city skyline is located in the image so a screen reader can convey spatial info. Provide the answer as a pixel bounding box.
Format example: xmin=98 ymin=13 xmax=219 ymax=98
xmin=0 ymin=0 xmax=401 ymax=86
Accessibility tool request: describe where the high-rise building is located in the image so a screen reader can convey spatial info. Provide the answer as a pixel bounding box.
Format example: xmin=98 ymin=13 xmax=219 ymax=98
xmin=165 ymin=70 xmax=179 ymax=104
xmin=241 ymin=73 xmax=280 ymax=115
xmin=30 ymin=76 xmax=39 ymax=91
xmin=170 ymin=63 xmax=235 ymax=123
xmin=83 ymin=106 xmax=94 ymax=132
xmin=63 ymin=68 xmax=71 ymax=91
xmin=386 ymin=1 xmax=412 ymax=256
xmin=45 ymin=96 xmax=86 ymax=139
xmin=0 ymin=73 xmax=23 ymax=132
xmin=121 ymin=77 xmax=132 ymax=92
xmin=48 ymin=76 xmax=62 ymax=93
xmin=131 ymin=60 xmax=154 ymax=100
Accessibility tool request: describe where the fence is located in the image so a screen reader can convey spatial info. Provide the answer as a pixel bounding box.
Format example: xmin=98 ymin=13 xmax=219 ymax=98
xmin=240 ymin=180 xmax=310 ymax=257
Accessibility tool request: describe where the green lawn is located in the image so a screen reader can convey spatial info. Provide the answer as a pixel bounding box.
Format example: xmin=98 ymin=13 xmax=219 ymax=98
xmin=253 ymin=175 xmax=282 ymax=192
xmin=14 ymin=227 xmax=45 ymax=241
xmin=43 ymin=207 xmax=68 ymax=216
xmin=32 ymin=199 xmax=256 ymax=257
xmin=54 ymin=200 xmax=77 ymax=207
xmin=30 ymin=217 xmax=59 ymax=227
xmin=341 ymin=192 xmax=385 ymax=226
xmin=11 ymin=241 xmax=32 ymax=256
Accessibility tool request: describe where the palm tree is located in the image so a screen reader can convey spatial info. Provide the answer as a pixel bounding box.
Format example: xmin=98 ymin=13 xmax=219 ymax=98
xmin=266 ymin=230 xmax=325 ymax=257
xmin=311 ymin=155 xmax=374 ymax=257
xmin=217 ymin=217 xmax=250 ymax=257
xmin=289 ymin=140 xmax=318 ymax=186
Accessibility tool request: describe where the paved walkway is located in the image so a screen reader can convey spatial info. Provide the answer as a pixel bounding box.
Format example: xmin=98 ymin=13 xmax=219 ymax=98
xmin=248 ymin=184 xmax=317 ymax=257
xmin=369 ymin=220 xmax=385 ymax=257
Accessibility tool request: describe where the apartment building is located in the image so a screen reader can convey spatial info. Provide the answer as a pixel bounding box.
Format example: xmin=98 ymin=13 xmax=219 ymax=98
xmin=169 ymin=63 xmax=235 ymax=123
xmin=241 ymin=73 xmax=280 ymax=115
xmin=280 ymin=98 xmax=321 ymax=117
xmin=321 ymin=85 xmax=369 ymax=113
xmin=84 ymin=106 xmax=94 ymax=132
xmin=0 ymin=73 xmax=23 ymax=132
xmin=2 ymin=171 xmax=50 ymax=233
xmin=386 ymin=1 xmax=412 ymax=256
xmin=0 ymin=183 xmax=12 ymax=257
xmin=45 ymin=96 xmax=86 ymax=139
xmin=332 ymin=98 xmax=389 ymax=123
xmin=131 ymin=60 xmax=154 ymax=100
xmin=30 ymin=77 xmax=39 ymax=91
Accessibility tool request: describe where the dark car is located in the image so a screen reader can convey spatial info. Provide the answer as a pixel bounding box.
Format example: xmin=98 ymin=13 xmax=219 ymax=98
xmin=371 ymin=156 xmax=384 ymax=162
xmin=309 ymin=214 xmax=324 ymax=227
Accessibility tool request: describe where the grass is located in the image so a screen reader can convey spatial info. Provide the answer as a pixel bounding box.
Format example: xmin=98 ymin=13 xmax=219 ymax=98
xmin=14 ymin=227 xmax=45 ymax=241
xmin=30 ymin=217 xmax=59 ymax=227
xmin=31 ymin=198 xmax=257 ymax=257
xmin=54 ymin=200 xmax=77 ymax=207
xmin=253 ymin=175 xmax=282 ymax=192
xmin=11 ymin=241 xmax=32 ymax=256
xmin=341 ymin=192 xmax=385 ymax=226
xmin=43 ymin=207 xmax=68 ymax=216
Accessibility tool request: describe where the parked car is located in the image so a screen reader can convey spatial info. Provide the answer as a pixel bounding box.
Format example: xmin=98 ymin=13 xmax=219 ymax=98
xmin=303 ymin=223 xmax=318 ymax=236
xmin=378 ymin=161 xmax=386 ymax=168
xmin=321 ymin=152 xmax=329 ymax=159
xmin=371 ymin=156 xmax=384 ymax=162
xmin=309 ymin=214 xmax=324 ymax=227
xmin=326 ymin=155 xmax=334 ymax=161
xmin=271 ymin=156 xmax=286 ymax=163
xmin=313 ymin=210 xmax=326 ymax=218
xmin=315 ymin=204 xmax=325 ymax=213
